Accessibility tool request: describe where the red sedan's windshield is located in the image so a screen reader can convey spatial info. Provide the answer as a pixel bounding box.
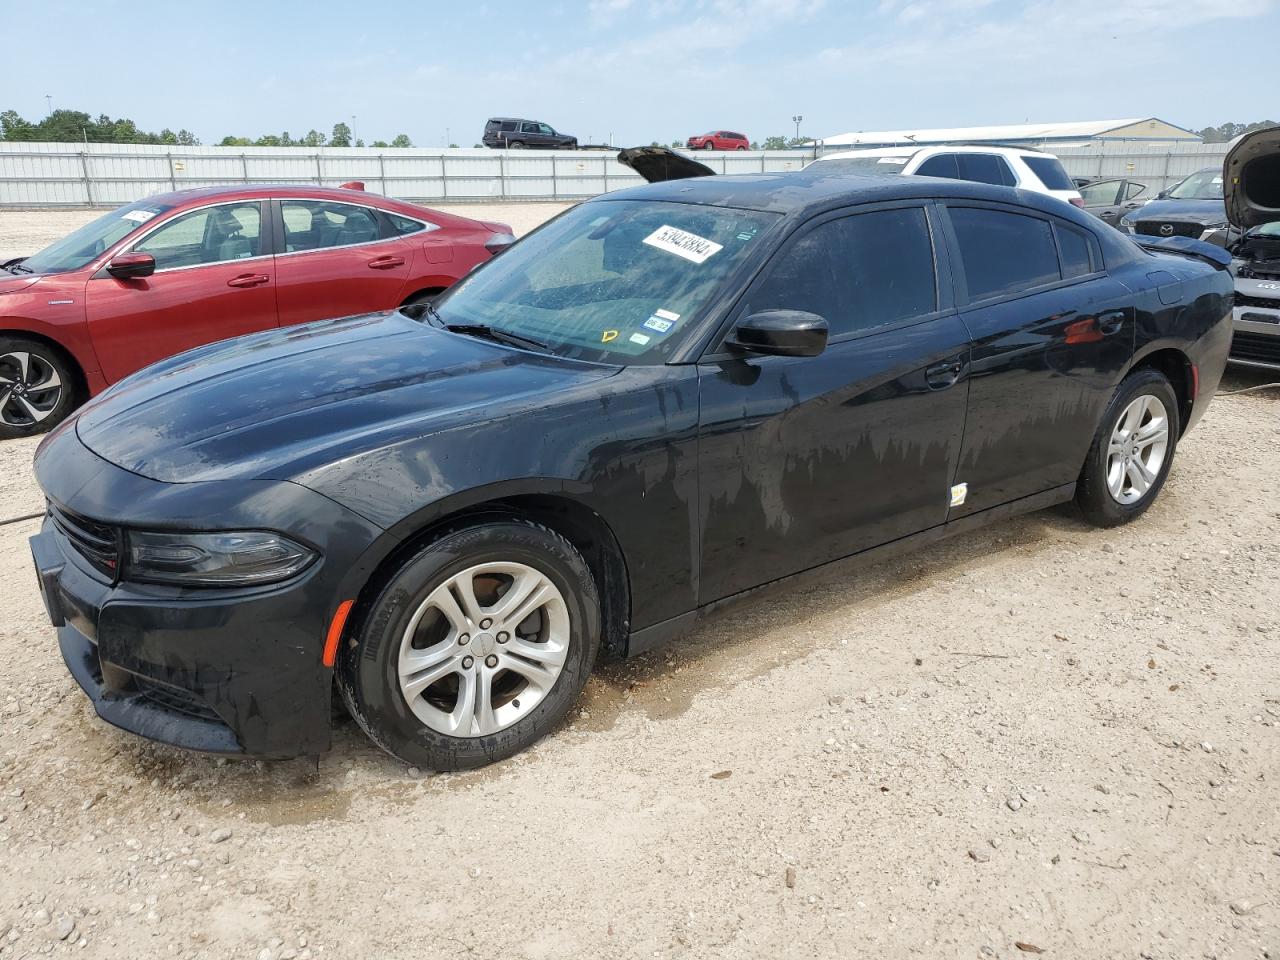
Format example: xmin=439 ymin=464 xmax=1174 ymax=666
xmin=16 ymin=200 xmax=175 ymax=275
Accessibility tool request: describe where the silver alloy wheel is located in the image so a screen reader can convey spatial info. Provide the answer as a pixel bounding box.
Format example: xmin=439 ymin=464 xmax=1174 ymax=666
xmin=1105 ymin=393 xmax=1170 ymax=505
xmin=397 ymin=561 xmax=570 ymax=738
xmin=0 ymin=351 xmax=63 ymax=428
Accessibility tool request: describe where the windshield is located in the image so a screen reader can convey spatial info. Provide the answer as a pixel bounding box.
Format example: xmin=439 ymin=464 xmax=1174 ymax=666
xmin=16 ymin=200 xmax=175 ymax=275
xmin=817 ymin=155 xmax=912 ymax=175
xmin=1167 ymin=169 xmax=1224 ymax=201
xmin=432 ymin=199 xmax=779 ymax=364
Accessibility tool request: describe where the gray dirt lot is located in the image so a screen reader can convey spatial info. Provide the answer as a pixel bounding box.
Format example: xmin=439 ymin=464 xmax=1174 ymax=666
xmin=1 ymin=205 xmax=1278 ymax=960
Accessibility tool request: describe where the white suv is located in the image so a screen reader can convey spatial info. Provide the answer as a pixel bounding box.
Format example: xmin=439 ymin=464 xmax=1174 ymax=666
xmin=810 ymin=145 xmax=1084 ymax=207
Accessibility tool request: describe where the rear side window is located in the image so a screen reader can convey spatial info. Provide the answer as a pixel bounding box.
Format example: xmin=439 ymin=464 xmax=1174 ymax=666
xmin=1055 ymin=222 xmax=1097 ymax=278
xmin=957 ymin=154 xmax=1017 ymax=187
xmin=1022 ymin=156 xmax=1076 ymax=191
xmin=386 ymin=213 xmax=432 ymax=236
xmin=915 ymin=153 xmax=960 ymax=180
xmin=745 ymin=207 xmax=937 ymax=338
xmin=949 ymin=207 xmax=1061 ymax=301
xmin=280 ymin=200 xmax=382 ymax=252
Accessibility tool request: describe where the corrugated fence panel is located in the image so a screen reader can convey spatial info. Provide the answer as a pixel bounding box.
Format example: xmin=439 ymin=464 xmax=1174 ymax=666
xmin=0 ymin=141 xmax=1233 ymax=206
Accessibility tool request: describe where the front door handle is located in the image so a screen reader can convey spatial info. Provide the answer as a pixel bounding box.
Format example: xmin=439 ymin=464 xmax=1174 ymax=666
xmin=925 ymin=355 xmax=966 ymax=390
xmin=227 ymin=273 xmax=270 ymax=288
xmin=367 ymin=255 xmax=406 ymax=270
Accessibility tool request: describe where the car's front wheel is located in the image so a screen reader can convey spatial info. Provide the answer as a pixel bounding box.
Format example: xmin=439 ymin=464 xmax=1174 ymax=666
xmin=338 ymin=518 xmax=600 ymax=770
xmin=704 ymin=142 xmax=715 ymax=150
xmin=1075 ymin=367 xmax=1180 ymax=527
xmin=0 ymin=337 xmax=81 ymax=440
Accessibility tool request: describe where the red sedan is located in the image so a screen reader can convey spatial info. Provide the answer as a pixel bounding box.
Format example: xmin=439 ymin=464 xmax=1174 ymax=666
xmin=685 ymin=131 xmax=750 ymax=151
xmin=0 ymin=184 xmax=513 ymax=438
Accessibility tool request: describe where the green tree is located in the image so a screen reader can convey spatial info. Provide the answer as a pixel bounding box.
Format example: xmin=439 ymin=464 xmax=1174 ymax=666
xmin=371 ymin=139 xmax=389 ymax=148
xmin=390 ymin=133 xmax=413 ymax=148
xmin=354 ymin=138 xmax=365 ymax=148
xmin=330 ymin=122 xmax=352 ymax=147
xmin=786 ymin=136 xmax=808 ymax=148
xmin=0 ymin=109 xmax=35 ymax=140
xmin=749 ymin=141 xmax=759 ymax=150
xmin=670 ymin=140 xmax=683 ymax=149
xmin=220 ymin=135 xmax=253 ymax=146
xmin=301 ymin=129 xmax=326 ymax=147
xmin=762 ymin=135 xmax=788 ymax=150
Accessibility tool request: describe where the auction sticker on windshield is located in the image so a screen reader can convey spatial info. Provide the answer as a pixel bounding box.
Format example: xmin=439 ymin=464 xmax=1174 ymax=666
xmin=643 ymin=225 xmax=724 ymax=264
xmin=121 ymin=209 xmax=157 ymax=224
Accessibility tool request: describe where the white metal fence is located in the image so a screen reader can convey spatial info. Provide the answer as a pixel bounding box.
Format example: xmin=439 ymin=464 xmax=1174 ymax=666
xmin=0 ymin=140 xmax=1230 ymax=208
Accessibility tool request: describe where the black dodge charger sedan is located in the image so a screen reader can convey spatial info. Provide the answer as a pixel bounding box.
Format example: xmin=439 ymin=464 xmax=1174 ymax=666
xmin=31 ymin=155 xmax=1245 ymax=770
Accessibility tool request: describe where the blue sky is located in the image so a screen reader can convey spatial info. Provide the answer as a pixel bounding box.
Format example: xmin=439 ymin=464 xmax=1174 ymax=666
xmin=3 ymin=0 xmax=1277 ymax=146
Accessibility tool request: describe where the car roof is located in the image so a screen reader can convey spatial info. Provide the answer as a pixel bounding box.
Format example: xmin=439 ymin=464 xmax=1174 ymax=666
xmin=133 ymin=184 xmax=453 ymax=221
xmin=599 ymin=167 xmax=1090 ymax=221
xmin=821 ymin=144 xmax=1046 ymax=161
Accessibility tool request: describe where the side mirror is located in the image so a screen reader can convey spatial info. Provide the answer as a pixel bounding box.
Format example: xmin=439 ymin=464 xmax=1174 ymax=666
xmin=106 ymin=252 xmax=156 ymax=280
xmin=1156 ymin=190 xmax=1169 ymax=200
xmin=727 ymin=309 xmax=828 ymax=358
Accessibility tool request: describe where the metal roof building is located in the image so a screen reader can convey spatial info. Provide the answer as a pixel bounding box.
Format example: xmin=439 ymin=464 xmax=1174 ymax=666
xmin=816 ymin=118 xmax=1202 ymax=150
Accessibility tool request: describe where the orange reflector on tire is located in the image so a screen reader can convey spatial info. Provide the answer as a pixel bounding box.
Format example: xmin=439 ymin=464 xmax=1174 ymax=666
xmin=322 ymin=600 xmax=354 ymax=668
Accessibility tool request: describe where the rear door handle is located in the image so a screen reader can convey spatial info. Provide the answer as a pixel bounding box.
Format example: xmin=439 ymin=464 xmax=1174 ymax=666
xmin=925 ymin=355 xmax=966 ymax=390
xmin=367 ymin=255 xmax=406 ymax=270
xmin=1098 ymin=310 xmax=1126 ymax=336
xmin=227 ymin=273 xmax=270 ymax=288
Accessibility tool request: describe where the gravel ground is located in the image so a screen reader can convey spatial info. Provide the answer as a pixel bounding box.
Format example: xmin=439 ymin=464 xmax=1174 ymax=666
xmin=1 ymin=205 xmax=1278 ymax=959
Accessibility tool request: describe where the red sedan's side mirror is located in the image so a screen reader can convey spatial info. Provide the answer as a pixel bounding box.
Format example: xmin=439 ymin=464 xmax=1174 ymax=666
xmin=106 ymin=252 xmax=156 ymax=280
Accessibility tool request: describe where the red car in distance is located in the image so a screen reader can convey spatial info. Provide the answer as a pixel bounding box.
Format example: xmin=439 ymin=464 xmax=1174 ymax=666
xmin=685 ymin=130 xmax=750 ymax=151
xmin=0 ymin=184 xmax=514 ymax=438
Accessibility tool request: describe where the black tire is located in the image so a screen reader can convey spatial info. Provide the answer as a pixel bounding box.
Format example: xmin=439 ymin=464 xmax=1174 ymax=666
xmin=337 ymin=518 xmax=601 ymax=770
xmin=704 ymin=141 xmax=716 ymax=150
xmin=508 ymin=140 xmax=525 ymax=149
xmin=1075 ymin=367 xmax=1180 ymax=527
xmin=0 ymin=336 xmax=81 ymax=440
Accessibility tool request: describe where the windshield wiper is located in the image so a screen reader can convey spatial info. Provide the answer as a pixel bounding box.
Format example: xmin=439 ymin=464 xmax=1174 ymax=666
xmin=444 ymin=321 xmax=549 ymax=353
xmin=2 ymin=259 xmax=32 ymax=274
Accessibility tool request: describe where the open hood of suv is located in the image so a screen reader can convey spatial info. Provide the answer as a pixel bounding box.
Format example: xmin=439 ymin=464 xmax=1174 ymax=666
xmin=618 ymin=146 xmax=716 ymax=184
xmin=1224 ymin=127 xmax=1280 ymax=230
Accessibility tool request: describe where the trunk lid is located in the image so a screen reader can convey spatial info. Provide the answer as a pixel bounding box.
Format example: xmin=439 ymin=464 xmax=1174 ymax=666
xmin=618 ymin=146 xmax=716 ymax=184
xmin=1224 ymin=126 xmax=1280 ymax=230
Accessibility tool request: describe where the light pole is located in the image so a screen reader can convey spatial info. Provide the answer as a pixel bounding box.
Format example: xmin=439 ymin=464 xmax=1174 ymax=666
xmin=445 ymin=127 xmax=451 ymax=148
xmin=45 ymin=94 xmax=52 ymax=115
xmin=792 ymin=114 xmax=803 ymax=142
xmin=351 ymin=114 xmax=357 ymax=145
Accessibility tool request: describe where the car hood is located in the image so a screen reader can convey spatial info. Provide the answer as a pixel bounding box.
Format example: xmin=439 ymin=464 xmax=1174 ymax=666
xmin=0 ymin=273 xmax=40 ymax=295
xmin=1128 ymin=197 xmax=1226 ymax=224
xmin=1224 ymin=126 xmax=1280 ymax=230
xmin=75 ymin=312 xmax=619 ymax=485
xmin=618 ymin=146 xmax=716 ymax=183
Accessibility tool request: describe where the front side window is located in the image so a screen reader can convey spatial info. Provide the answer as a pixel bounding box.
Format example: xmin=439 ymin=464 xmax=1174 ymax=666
xmin=434 ymin=199 xmax=779 ymax=365
xmin=743 ymin=207 xmax=937 ymax=338
xmin=15 ymin=199 xmax=176 ymax=275
xmin=280 ymin=200 xmax=381 ymax=252
xmin=915 ymin=153 xmax=961 ymax=180
xmin=949 ymin=207 xmax=1061 ymax=301
xmin=539 ymin=123 xmax=555 ymax=135
xmin=133 ymin=202 xmax=262 ymax=270
xmin=1078 ymin=180 xmax=1122 ymax=206
xmin=1168 ymin=170 xmax=1224 ymax=200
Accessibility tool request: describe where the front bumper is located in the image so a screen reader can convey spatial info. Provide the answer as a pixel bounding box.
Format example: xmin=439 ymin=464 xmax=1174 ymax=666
xmin=1229 ymin=279 xmax=1280 ymax=370
xmin=30 ymin=423 xmax=387 ymax=759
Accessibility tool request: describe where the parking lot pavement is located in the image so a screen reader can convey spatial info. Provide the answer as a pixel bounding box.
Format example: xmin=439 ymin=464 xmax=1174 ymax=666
xmin=0 ymin=368 xmax=1275 ymax=959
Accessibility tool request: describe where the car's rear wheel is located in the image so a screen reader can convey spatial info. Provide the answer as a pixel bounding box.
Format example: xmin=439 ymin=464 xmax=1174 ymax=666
xmin=0 ymin=337 xmax=81 ymax=440
xmin=508 ymin=140 xmax=525 ymax=149
xmin=337 ymin=518 xmax=600 ymax=770
xmin=1075 ymin=367 xmax=1180 ymax=527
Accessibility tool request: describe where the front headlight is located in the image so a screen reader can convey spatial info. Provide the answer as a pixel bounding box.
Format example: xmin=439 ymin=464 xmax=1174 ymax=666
xmin=125 ymin=530 xmax=317 ymax=586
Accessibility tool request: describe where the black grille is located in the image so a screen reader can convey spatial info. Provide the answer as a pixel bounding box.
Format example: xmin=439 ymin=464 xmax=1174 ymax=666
xmin=132 ymin=677 xmax=222 ymax=722
xmin=1136 ymin=221 xmax=1204 ymax=239
xmin=1235 ymin=293 xmax=1280 ymax=312
xmin=49 ymin=504 xmax=120 ymax=579
xmin=1230 ymin=331 xmax=1280 ymax=365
